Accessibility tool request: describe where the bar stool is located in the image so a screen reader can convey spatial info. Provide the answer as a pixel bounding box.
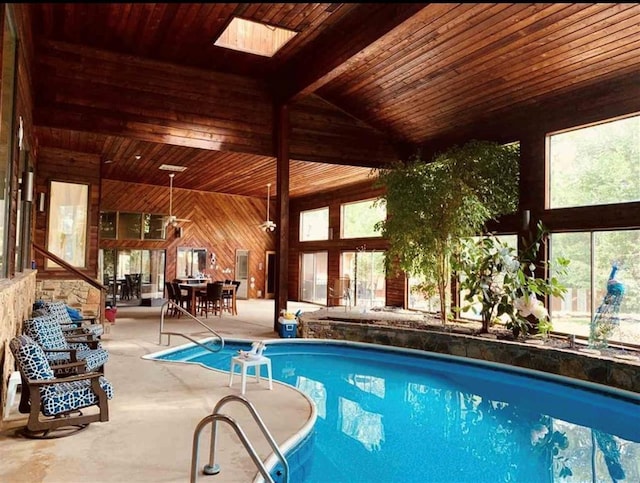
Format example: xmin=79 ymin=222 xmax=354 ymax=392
xmin=228 ymin=343 xmax=272 ymax=395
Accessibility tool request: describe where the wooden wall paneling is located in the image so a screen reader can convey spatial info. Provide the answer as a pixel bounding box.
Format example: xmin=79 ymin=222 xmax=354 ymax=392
xmin=30 ymin=4 xmax=359 ymax=78
xmin=421 ymin=71 xmax=640 ymax=155
xmin=289 ymin=95 xmax=399 ymax=167
xmin=100 ymin=180 xmax=275 ymax=298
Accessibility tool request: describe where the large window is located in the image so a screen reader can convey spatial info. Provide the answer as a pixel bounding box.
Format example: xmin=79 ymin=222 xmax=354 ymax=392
xmin=548 ymin=114 xmax=640 ymax=209
xmin=550 ymin=230 xmax=639 ymax=347
xmin=341 ymin=199 xmax=386 ymax=239
xmin=46 ymin=181 xmax=88 ymax=268
xmin=99 ymin=212 xmax=117 ymax=239
xmin=118 ymin=212 xmax=142 ymax=240
xmin=0 ymin=8 xmax=17 ymax=277
xmin=101 ymin=211 xmax=166 ymax=240
xmin=300 ymin=207 xmax=329 ymax=241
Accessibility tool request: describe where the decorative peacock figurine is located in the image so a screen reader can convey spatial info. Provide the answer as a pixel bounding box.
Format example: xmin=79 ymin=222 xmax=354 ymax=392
xmin=589 ymin=262 xmax=625 ymax=349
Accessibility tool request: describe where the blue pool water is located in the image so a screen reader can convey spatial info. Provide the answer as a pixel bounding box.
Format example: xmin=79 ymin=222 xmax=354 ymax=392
xmin=150 ymin=339 xmax=640 ymax=482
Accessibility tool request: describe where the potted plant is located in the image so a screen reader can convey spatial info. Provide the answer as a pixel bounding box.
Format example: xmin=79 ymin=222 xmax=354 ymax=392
xmin=374 ymin=140 xmax=520 ymax=324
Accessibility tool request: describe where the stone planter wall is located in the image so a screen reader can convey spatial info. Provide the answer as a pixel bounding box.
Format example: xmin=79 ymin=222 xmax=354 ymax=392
xmin=299 ymin=316 xmax=640 ymax=394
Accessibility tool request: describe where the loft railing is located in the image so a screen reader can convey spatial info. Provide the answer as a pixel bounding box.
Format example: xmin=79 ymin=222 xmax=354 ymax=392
xmin=32 ymin=243 xmax=108 ymax=327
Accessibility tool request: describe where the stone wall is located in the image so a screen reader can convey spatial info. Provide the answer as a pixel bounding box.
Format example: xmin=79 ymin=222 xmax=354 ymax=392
xmin=299 ymin=316 xmax=640 ymax=394
xmin=0 ymin=271 xmax=37 ymax=421
xmin=35 ymin=279 xmax=101 ymax=317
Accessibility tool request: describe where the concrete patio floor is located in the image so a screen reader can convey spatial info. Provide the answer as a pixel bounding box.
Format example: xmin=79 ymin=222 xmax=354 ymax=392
xmin=0 ymin=299 xmax=321 ymax=483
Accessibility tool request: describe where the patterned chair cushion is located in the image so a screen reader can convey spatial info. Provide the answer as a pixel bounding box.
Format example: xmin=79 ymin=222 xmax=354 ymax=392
xmin=23 ymin=316 xmax=69 ymax=350
xmin=9 ymin=335 xmax=55 ymax=381
xmin=44 ymin=301 xmax=104 ymax=337
xmin=41 ymin=376 xmax=114 ymax=417
xmin=73 ymin=347 xmax=109 ymax=372
xmin=22 ymin=315 xmax=108 ymax=371
xmin=44 ymin=301 xmax=75 ymax=323
xmin=10 ymin=335 xmax=114 ymax=417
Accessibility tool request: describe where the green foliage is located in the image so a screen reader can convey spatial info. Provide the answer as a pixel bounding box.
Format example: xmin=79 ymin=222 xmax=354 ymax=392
xmin=374 ymin=140 xmax=520 ymax=323
xmin=455 ymin=223 xmax=570 ymax=336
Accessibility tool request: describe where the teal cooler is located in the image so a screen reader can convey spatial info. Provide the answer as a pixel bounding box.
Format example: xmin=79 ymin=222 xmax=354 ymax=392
xmin=277 ymin=317 xmax=298 ymax=338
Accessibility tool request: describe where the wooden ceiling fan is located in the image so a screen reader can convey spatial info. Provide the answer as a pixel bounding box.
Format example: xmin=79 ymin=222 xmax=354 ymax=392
xmin=164 ymin=173 xmax=191 ymax=229
xmin=259 ymin=183 xmax=276 ymax=232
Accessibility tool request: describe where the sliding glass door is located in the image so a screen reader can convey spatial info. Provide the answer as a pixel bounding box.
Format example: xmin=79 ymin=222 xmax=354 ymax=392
xmin=100 ymin=248 xmax=166 ymax=304
xmin=299 ymin=252 xmax=328 ymax=304
xmin=341 ymin=250 xmax=386 ymax=308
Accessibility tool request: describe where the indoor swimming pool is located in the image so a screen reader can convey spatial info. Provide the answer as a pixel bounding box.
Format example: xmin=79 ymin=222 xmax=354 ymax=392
xmin=148 ymin=339 xmax=640 ymax=482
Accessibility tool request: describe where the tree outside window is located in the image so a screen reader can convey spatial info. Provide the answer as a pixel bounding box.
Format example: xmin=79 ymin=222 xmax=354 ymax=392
xmin=46 ymin=181 xmax=88 ymax=268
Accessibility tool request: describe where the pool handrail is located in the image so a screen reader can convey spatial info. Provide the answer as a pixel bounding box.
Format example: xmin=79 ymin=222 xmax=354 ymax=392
xmin=213 ymin=395 xmax=289 ymax=483
xmin=190 ymin=412 xmax=273 ymax=483
xmin=159 ymin=300 xmax=224 ymax=352
xmin=191 ymin=394 xmax=288 ymax=483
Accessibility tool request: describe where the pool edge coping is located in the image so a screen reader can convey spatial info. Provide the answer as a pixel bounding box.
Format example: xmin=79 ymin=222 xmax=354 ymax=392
xmin=143 ymin=337 xmax=319 ymax=483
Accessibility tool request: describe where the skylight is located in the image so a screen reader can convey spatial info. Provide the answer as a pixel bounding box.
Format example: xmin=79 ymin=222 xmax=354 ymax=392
xmin=214 ymin=17 xmax=297 ymax=58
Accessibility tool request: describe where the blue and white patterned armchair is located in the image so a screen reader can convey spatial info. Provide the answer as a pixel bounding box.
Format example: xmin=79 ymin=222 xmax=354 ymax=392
xmin=37 ymin=300 xmax=104 ymax=337
xmin=9 ymin=335 xmax=114 ymax=438
xmin=23 ymin=315 xmax=109 ymax=373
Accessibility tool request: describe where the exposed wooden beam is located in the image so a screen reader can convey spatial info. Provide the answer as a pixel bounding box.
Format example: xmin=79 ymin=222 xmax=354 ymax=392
xmin=271 ymin=3 xmax=428 ymax=102
xmin=274 ymin=103 xmax=291 ymax=329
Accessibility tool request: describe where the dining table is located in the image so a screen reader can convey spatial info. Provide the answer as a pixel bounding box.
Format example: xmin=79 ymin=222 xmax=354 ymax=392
xmin=178 ymin=282 xmax=237 ymax=317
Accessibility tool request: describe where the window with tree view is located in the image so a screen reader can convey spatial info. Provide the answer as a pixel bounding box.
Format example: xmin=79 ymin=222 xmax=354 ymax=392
xmin=548 ymin=114 xmax=640 ymax=209
xmin=341 ymin=199 xmax=386 ymax=239
xmin=550 ymin=230 xmax=639 ymax=347
xmin=300 ymin=207 xmax=329 ymax=241
xmin=46 ymin=181 xmax=88 ymax=268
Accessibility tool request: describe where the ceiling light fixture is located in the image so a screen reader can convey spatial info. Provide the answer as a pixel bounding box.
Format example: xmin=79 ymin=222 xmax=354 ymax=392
xmin=163 ymin=173 xmax=191 ymax=231
xmin=260 ymin=183 xmax=276 ymax=232
xmin=159 ymin=164 xmax=188 ymax=172
xmin=134 ymin=154 xmax=141 ymax=160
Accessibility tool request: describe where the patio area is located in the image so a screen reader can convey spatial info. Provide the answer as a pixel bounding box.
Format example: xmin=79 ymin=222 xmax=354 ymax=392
xmin=0 ymin=300 xmax=319 ymax=483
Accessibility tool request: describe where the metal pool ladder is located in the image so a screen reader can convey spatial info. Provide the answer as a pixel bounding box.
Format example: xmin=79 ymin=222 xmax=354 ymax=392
xmin=159 ymin=300 xmax=224 ymax=352
xmin=190 ymin=394 xmax=289 ymax=483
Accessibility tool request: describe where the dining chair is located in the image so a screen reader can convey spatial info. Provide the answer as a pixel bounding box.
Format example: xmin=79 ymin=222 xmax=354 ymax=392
xmin=171 ymin=281 xmax=189 ymax=316
xmin=164 ymin=282 xmax=177 ymax=317
xmin=221 ymin=281 xmax=240 ymax=315
xmin=121 ymin=275 xmax=132 ymax=300
xmin=200 ymin=282 xmax=224 ymax=318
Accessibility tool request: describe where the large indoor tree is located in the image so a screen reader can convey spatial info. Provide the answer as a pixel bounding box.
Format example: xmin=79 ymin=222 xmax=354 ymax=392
xmin=374 ymin=140 xmax=520 ymax=324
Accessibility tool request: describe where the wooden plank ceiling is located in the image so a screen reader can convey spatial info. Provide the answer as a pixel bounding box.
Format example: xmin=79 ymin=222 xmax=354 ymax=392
xmin=28 ymin=3 xmax=640 ymax=199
